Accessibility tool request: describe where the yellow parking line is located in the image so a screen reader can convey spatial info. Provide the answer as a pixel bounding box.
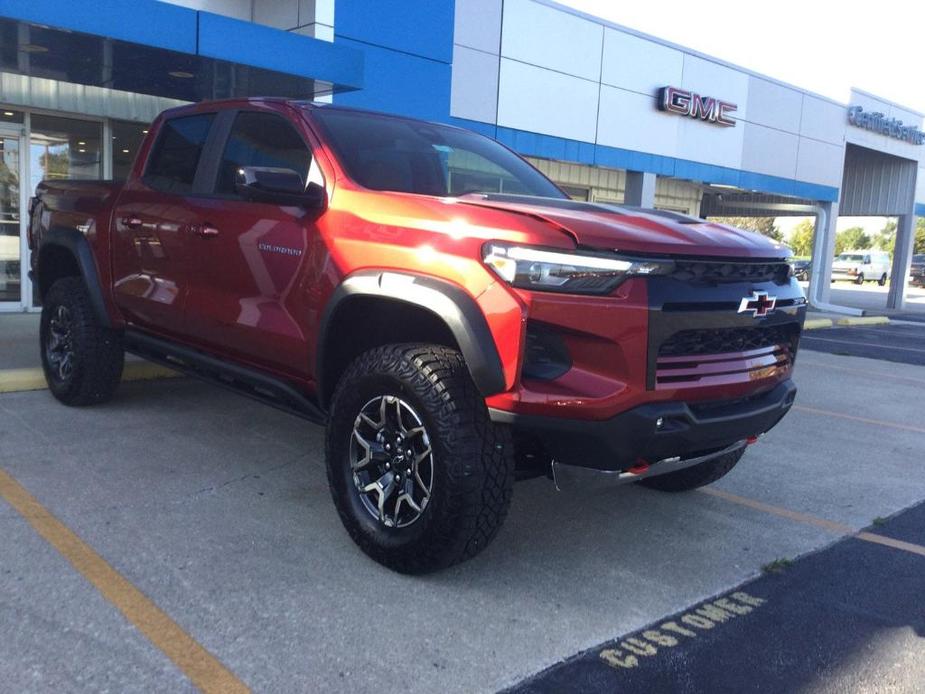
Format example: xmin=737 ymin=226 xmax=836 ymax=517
xmin=0 ymin=362 xmax=178 ymax=394
xmin=793 ymin=404 xmax=925 ymax=435
xmin=0 ymin=468 xmax=249 ymax=694
xmin=834 ymin=316 xmax=890 ymax=327
xmin=701 ymin=487 xmax=925 ymax=559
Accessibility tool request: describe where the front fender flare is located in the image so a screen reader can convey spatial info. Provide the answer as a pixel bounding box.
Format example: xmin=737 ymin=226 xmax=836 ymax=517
xmin=318 ymin=271 xmax=506 ymax=403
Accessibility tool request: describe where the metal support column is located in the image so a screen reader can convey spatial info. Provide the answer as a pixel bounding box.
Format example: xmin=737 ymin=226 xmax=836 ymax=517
xmin=887 ymin=213 xmax=915 ymax=309
xmin=624 ymin=171 xmax=656 ymax=208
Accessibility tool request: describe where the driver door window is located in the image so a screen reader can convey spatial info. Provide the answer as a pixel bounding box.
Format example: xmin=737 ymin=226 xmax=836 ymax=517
xmin=216 ymin=112 xmax=312 ymax=196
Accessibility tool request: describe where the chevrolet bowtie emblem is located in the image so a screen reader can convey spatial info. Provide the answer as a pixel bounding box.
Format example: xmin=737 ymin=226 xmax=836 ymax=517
xmin=737 ymin=291 xmax=777 ymax=317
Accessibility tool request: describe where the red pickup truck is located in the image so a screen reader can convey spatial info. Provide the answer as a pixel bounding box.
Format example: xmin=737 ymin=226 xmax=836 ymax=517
xmin=28 ymin=98 xmax=805 ymax=573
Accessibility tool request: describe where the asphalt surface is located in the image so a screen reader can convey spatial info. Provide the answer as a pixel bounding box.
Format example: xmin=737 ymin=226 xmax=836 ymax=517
xmin=800 ymin=322 xmax=925 ymax=365
xmin=2 ymin=323 xmax=925 ymax=692
xmin=507 ymin=502 xmax=925 ymax=694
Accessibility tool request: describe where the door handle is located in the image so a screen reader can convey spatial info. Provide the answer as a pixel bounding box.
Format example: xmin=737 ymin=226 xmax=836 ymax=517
xmin=122 ymin=216 xmax=142 ymax=229
xmin=196 ymin=223 xmax=220 ymax=238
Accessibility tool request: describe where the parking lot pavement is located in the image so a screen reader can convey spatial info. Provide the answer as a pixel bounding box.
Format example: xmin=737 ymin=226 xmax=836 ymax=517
xmin=800 ymin=321 xmax=925 ymax=365
xmin=508 ymin=502 xmax=925 ymax=694
xmin=822 ymin=282 xmax=925 ymax=313
xmin=1 ymin=347 xmax=924 ymax=692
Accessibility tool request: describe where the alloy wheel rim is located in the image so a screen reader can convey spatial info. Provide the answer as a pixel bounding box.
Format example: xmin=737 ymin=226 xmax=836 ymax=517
xmin=349 ymin=395 xmax=434 ymax=529
xmin=46 ymin=305 xmax=75 ymax=382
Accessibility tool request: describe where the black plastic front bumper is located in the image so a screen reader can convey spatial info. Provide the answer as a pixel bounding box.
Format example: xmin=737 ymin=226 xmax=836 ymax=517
xmin=490 ymin=380 xmax=797 ymax=471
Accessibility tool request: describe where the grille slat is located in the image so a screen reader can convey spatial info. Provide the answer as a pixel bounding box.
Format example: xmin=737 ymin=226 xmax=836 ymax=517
xmin=654 ymin=325 xmax=798 ymax=390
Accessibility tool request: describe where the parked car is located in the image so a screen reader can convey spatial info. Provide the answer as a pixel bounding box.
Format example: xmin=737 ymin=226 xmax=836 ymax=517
xmin=27 ymin=98 xmax=806 ymax=573
xmin=831 ymin=250 xmax=890 ymax=285
xmin=909 ymin=254 xmax=925 ymax=288
xmin=790 ymin=258 xmax=811 ymax=282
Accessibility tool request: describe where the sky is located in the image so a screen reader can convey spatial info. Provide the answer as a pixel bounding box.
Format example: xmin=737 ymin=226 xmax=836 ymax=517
xmin=557 ymin=0 xmax=925 ymax=115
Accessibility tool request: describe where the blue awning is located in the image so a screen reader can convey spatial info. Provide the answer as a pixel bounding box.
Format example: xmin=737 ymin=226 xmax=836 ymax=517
xmin=0 ymin=0 xmax=364 ymax=101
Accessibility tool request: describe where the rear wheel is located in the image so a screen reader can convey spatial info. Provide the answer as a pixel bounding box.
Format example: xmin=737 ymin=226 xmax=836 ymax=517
xmin=878 ymin=273 xmax=887 ymax=286
xmin=638 ymin=447 xmax=745 ymax=492
xmin=325 ymin=344 xmax=514 ymax=574
xmin=40 ymin=277 xmax=124 ymax=406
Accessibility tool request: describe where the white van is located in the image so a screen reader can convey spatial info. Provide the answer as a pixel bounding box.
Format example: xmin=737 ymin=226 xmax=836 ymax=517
xmin=831 ymin=250 xmax=891 ymax=285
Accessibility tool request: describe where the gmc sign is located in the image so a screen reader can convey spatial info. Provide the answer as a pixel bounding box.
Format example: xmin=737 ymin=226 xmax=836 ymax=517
xmin=658 ymin=86 xmax=737 ymax=127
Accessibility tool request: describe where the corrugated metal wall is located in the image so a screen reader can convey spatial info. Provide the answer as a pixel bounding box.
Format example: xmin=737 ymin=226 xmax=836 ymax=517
xmin=526 ymin=157 xmax=703 ymax=215
xmin=840 ymin=144 xmax=918 ymax=216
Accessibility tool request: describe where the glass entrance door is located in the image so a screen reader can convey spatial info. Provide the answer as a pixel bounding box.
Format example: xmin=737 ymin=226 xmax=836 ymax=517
xmin=0 ymin=128 xmax=25 ymax=308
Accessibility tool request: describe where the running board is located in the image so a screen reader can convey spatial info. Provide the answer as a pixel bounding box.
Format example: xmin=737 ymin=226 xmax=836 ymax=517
xmin=124 ymin=329 xmax=327 ymax=425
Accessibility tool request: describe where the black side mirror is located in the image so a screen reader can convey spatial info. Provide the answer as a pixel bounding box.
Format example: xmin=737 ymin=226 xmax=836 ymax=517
xmin=235 ymin=166 xmax=326 ymax=209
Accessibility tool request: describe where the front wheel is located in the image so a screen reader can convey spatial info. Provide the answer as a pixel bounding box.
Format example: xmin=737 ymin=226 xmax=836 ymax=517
xmin=638 ymin=447 xmax=745 ymax=492
xmin=878 ymin=274 xmax=887 ymax=286
xmin=325 ymin=344 xmax=514 ymax=574
xmin=40 ymin=277 xmax=124 ymax=406
xmin=855 ymin=273 xmax=865 ymax=285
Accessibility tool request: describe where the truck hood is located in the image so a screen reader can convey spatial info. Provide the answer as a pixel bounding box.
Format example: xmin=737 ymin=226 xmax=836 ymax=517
xmin=457 ymin=194 xmax=789 ymax=259
xmin=832 ymin=260 xmax=860 ymax=270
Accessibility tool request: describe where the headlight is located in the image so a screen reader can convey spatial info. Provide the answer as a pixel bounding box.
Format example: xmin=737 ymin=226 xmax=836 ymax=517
xmin=482 ymin=243 xmax=674 ymax=295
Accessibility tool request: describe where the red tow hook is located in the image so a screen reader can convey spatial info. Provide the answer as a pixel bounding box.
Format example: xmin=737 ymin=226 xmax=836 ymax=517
xmin=626 ymin=460 xmax=650 ymax=475
xmin=746 ymin=435 xmax=760 ymax=445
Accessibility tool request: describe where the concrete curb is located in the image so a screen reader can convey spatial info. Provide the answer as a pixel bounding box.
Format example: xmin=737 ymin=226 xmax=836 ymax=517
xmin=0 ymin=362 xmax=178 ymax=394
xmin=803 ymin=318 xmax=834 ymax=330
xmin=834 ymin=316 xmax=891 ymax=327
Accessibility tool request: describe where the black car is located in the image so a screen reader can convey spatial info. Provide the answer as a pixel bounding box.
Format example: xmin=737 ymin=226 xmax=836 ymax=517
xmin=910 ymin=254 xmax=925 ymax=287
xmin=790 ymin=258 xmax=811 ymax=282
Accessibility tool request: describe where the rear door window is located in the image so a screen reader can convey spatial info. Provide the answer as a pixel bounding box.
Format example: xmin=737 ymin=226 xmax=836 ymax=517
xmin=144 ymin=113 xmax=215 ymax=194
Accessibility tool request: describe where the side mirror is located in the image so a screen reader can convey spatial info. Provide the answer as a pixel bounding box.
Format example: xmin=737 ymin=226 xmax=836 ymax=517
xmin=235 ymin=166 xmax=326 ymax=209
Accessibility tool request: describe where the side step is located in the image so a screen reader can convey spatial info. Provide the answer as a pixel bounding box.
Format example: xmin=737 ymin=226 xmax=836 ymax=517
xmin=124 ymin=329 xmax=327 ymax=425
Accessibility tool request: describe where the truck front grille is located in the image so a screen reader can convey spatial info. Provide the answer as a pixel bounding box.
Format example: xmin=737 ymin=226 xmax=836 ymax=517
xmin=669 ymin=260 xmax=790 ymax=285
xmin=655 ymin=325 xmax=798 ymax=390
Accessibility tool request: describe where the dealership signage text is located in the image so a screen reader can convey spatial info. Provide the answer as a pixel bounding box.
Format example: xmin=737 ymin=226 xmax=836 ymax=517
xmin=847 ymin=106 xmax=924 ymax=145
xmin=657 ymin=86 xmax=737 ymax=127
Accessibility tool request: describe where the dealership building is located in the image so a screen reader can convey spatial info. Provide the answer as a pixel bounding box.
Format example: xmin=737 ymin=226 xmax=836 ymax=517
xmin=1 ymin=0 xmax=923 ymax=313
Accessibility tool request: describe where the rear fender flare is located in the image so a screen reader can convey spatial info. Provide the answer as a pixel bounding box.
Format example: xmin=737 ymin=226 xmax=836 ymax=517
xmin=36 ymin=227 xmax=111 ymax=328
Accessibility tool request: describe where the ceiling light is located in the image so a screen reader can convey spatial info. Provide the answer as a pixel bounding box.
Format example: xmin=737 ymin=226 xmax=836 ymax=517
xmin=168 ymin=70 xmax=194 ymax=79
xmin=20 ymin=43 xmax=48 ymax=53
xmin=142 ymin=129 xmax=148 ymax=134
xmin=78 ymin=148 xmax=86 ymax=153
xmin=122 ymin=149 xmax=130 ymax=153
xmin=3 ymin=111 xmax=14 ymax=117
xmin=78 ymin=141 xmax=85 ymax=145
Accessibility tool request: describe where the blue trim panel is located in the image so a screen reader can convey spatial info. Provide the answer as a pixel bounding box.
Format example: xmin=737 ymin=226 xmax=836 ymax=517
xmin=333 ymin=39 xmax=451 ymax=122
xmin=453 ymin=118 xmax=839 ymax=202
xmin=334 ymin=0 xmax=454 ymax=64
xmin=1 ymin=0 xmax=197 ymax=53
xmin=915 ymin=203 xmax=925 ymax=217
xmin=198 ymin=13 xmax=363 ymax=90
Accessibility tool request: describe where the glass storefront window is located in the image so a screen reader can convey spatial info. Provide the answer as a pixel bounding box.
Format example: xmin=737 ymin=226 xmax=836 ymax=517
xmin=112 ymin=119 xmax=149 ymax=180
xmin=0 ymin=134 xmax=21 ymax=302
xmin=30 ymin=114 xmax=102 ymax=194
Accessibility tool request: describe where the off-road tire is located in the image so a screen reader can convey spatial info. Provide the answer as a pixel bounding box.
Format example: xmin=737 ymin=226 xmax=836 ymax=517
xmin=325 ymin=344 xmax=514 ymax=574
xmin=40 ymin=277 xmax=124 ymax=406
xmin=638 ymin=447 xmax=745 ymax=492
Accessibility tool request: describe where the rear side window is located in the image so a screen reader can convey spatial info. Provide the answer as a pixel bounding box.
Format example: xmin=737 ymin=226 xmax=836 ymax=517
xmin=144 ymin=113 xmax=215 ymax=193
xmin=216 ymin=111 xmax=311 ymax=196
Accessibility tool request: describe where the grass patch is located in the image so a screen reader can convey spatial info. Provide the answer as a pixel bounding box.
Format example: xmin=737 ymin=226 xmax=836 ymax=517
xmin=762 ymin=558 xmax=793 ymax=574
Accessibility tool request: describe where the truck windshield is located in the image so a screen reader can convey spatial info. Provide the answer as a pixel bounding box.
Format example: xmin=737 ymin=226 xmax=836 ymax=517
xmin=837 ymin=254 xmax=865 ymax=262
xmin=309 ymin=108 xmax=565 ymax=199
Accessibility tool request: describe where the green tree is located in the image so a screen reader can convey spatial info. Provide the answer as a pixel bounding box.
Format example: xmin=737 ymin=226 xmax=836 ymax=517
xmin=872 ymin=219 xmax=897 ymax=256
xmin=916 ymin=217 xmax=925 ymax=255
xmin=835 ymin=226 xmax=871 ymax=256
xmin=710 ymin=216 xmax=783 ymax=242
xmin=787 ymin=219 xmax=815 ymax=257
